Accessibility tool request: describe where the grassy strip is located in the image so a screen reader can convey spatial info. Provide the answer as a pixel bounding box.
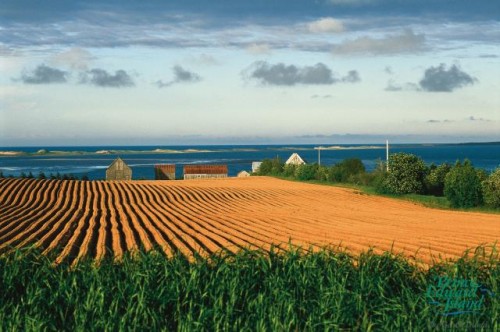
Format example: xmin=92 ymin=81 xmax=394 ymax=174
xmin=0 ymin=246 xmax=498 ymax=331
xmin=273 ymin=175 xmax=500 ymax=214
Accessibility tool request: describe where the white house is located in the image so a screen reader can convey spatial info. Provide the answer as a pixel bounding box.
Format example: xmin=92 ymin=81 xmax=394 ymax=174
xmin=252 ymin=161 xmax=262 ymax=173
xmin=285 ymin=153 xmax=306 ymax=165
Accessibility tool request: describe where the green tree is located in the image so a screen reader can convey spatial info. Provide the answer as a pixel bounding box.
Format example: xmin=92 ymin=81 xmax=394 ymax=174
xmin=482 ymin=167 xmax=500 ymax=208
xmin=257 ymin=159 xmax=273 ymax=175
xmin=444 ymin=160 xmax=483 ymax=208
xmin=315 ymin=165 xmax=329 ymax=181
xmin=270 ymin=157 xmax=284 ymax=175
xmin=329 ymin=158 xmax=366 ymax=183
xmin=424 ymin=163 xmax=451 ymax=196
xmin=295 ymin=164 xmax=318 ymax=181
xmin=383 ymin=153 xmax=427 ymax=194
xmin=38 ymin=171 xmax=46 ymax=180
xmin=257 ymin=157 xmax=283 ymax=176
xmin=283 ymin=164 xmax=297 ymax=177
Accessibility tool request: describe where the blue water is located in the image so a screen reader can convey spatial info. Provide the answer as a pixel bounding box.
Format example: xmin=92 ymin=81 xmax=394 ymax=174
xmin=0 ymin=144 xmax=499 ymax=180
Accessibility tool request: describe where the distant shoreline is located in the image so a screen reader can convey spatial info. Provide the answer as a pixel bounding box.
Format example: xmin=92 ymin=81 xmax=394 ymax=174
xmin=1 ymin=141 xmax=499 ymax=157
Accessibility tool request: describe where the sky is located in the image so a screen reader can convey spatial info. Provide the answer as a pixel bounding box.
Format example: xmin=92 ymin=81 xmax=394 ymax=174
xmin=1 ymin=0 xmax=499 ymax=146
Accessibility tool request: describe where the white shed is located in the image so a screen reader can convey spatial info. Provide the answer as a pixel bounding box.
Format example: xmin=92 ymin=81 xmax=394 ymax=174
xmin=237 ymin=170 xmax=251 ymax=177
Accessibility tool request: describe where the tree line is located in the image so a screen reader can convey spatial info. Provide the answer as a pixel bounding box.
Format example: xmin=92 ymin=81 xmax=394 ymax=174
xmin=256 ymin=153 xmax=500 ymax=209
xmin=0 ymin=171 xmax=89 ymax=181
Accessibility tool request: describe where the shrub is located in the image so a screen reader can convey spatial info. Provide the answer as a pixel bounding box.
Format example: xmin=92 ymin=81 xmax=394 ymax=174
xmin=348 ymin=172 xmax=375 ymax=186
xmin=340 ymin=158 xmax=366 ymax=175
xmin=372 ymin=171 xmax=389 ymax=194
xmin=476 ymin=169 xmax=488 ymax=183
xmin=383 ymin=153 xmax=427 ymax=195
xmin=444 ymin=160 xmax=483 ymax=208
xmin=257 ymin=159 xmax=273 ymax=175
xmin=328 ymin=165 xmax=343 ymax=182
xmin=270 ymin=157 xmax=284 ymax=175
xmin=482 ymin=167 xmax=500 ymax=208
xmin=283 ymin=164 xmax=297 ymax=177
xmin=328 ymin=158 xmax=366 ymax=183
xmin=424 ymin=163 xmax=451 ymax=196
xmin=257 ymin=158 xmax=283 ymax=176
xmin=295 ymin=164 xmax=318 ymax=181
xmin=315 ymin=165 xmax=329 ymax=181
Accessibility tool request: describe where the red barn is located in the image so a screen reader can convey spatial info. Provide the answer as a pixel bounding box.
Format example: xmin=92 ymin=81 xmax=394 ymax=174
xmin=183 ymin=165 xmax=228 ymax=180
xmin=155 ymin=164 xmax=175 ymax=180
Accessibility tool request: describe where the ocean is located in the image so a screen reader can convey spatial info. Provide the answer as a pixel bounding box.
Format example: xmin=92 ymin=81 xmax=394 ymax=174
xmin=0 ymin=143 xmax=499 ymax=180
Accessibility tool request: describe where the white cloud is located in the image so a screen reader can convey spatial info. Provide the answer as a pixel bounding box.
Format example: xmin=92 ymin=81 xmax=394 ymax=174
xmin=307 ymin=17 xmax=344 ymax=33
xmin=50 ymin=48 xmax=94 ymax=70
xmin=246 ymin=43 xmax=271 ymax=55
xmin=332 ymin=29 xmax=426 ymax=55
xmin=190 ymin=54 xmax=219 ymax=65
xmin=0 ymin=45 xmax=22 ymax=57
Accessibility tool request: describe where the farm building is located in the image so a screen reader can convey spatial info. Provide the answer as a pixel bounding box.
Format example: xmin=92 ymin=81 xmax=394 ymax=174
xmin=106 ymin=157 xmax=132 ymax=181
xmin=155 ymin=164 xmax=175 ymax=180
xmin=252 ymin=162 xmax=262 ymax=173
xmin=285 ymin=153 xmax=306 ymax=165
xmin=237 ymin=170 xmax=250 ymax=177
xmin=184 ymin=165 xmax=228 ymax=180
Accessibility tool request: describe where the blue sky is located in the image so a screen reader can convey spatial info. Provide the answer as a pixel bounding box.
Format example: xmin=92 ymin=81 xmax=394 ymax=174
xmin=1 ymin=0 xmax=499 ymax=146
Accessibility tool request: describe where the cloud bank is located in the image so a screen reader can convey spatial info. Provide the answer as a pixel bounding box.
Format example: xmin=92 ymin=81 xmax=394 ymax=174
xmin=51 ymin=48 xmax=94 ymax=70
xmin=419 ymin=64 xmax=477 ymax=92
xmin=385 ymin=64 xmax=477 ymax=92
xmin=156 ymin=66 xmax=201 ymax=88
xmin=20 ymin=65 xmax=68 ymax=84
xmin=332 ymin=29 xmax=426 ymax=55
xmin=81 ymin=69 xmax=135 ymax=88
xmin=245 ymin=61 xmax=360 ymax=86
xmin=307 ymin=17 xmax=344 ymax=33
xmin=246 ymin=43 xmax=272 ymax=55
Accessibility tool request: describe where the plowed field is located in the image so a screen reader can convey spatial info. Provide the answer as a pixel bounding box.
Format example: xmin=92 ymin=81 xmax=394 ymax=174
xmin=0 ymin=177 xmax=498 ymax=265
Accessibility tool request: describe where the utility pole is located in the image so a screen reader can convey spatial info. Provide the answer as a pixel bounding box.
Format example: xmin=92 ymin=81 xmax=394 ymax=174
xmin=386 ymin=140 xmax=389 ymax=172
xmin=315 ymin=146 xmax=322 ymax=166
